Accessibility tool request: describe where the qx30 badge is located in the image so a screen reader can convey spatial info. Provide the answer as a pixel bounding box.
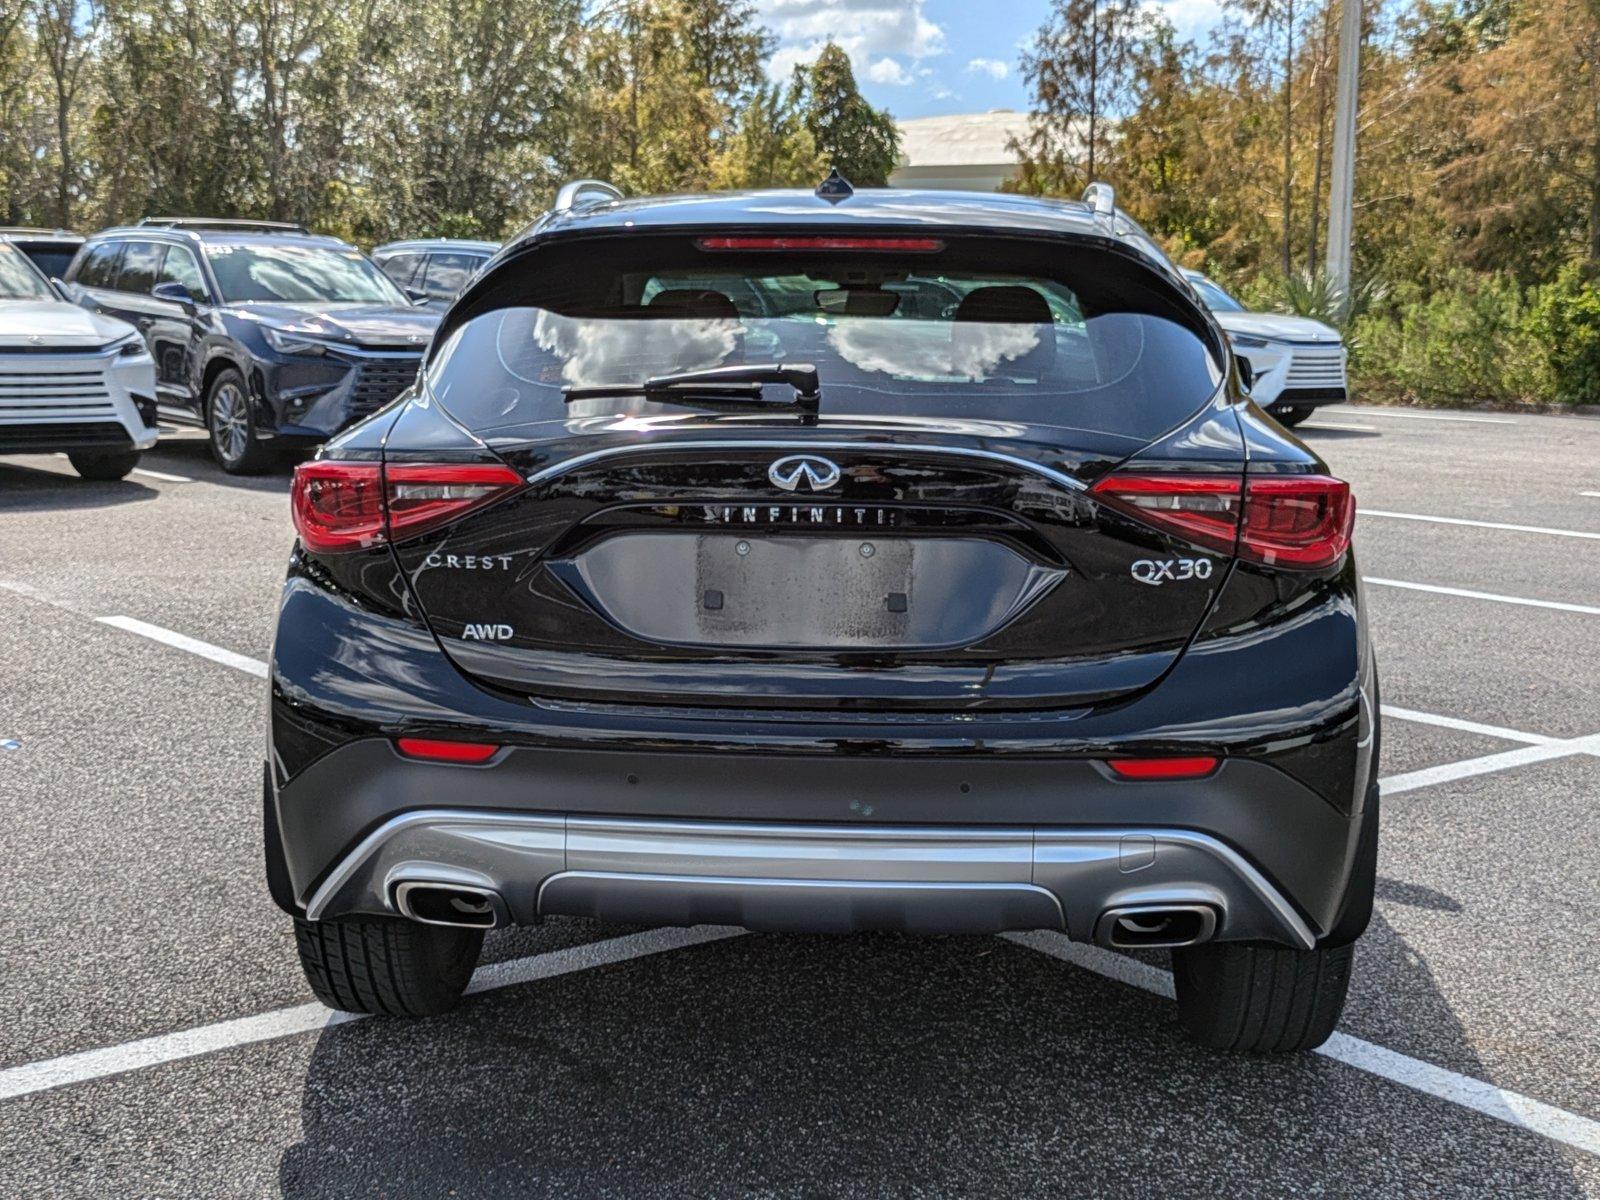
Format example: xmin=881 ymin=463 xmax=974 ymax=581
xmin=767 ymin=454 xmax=841 ymax=492
xmin=1131 ymin=557 xmax=1214 ymax=586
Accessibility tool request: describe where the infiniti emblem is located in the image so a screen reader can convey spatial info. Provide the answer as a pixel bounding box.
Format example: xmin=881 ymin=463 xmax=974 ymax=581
xmin=767 ymin=454 xmax=841 ymax=492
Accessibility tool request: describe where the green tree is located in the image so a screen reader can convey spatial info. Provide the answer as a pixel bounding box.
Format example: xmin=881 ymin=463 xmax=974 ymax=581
xmin=30 ymin=0 xmax=101 ymax=224
xmin=712 ymin=80 xmax=824 ymax=189
xmin=574 ymin=0 xmax=771 ymax=194
xmin=798 ymin=43 xmax=899 ymax=187
xmin=1014 ymin=0 xmax=1147 ymax=193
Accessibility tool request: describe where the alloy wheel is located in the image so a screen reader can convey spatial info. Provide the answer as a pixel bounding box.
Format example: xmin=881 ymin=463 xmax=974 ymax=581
xmin=211 ymin=382 xmax=249 ymax=464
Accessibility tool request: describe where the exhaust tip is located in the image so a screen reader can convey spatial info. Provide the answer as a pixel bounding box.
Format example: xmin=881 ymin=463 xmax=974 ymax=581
xmin=394 ymin=881 xmax=507 ymax=929
xmin=1095 ymin=904 xmax=1218 ymax=949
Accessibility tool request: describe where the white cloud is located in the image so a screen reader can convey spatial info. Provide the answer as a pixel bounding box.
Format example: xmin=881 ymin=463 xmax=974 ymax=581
xmin=1142 ymin=0 xmax=1224 ymax=38
xmin=965 ymin=57 xmax=1010 ymax=80
xmin=754 ymin=1 xmax=947 ymax=84
xmin=867 ymin=56 xmax=913 ymax=85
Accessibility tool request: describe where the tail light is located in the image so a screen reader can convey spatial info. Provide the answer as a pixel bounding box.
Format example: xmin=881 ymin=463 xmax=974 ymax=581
xmin=291 ymin=460 xmax=524 ymax=553
xmin=1239 ymin=476 xmax=1357 ymax=569
xmin=1088 ymin=472 xmax=1353 ymax=570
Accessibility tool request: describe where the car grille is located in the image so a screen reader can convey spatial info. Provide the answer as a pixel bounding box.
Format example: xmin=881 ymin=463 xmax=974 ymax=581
xmin=1285 ymin=348 xmax=1347 ymax=388
xmin=347 ymin=355 xmax=422 ymax=419
xmin=0 ymin=420 xmax=130 ymax=449
xmin=0 ymin=355 xmax=116 ymax=423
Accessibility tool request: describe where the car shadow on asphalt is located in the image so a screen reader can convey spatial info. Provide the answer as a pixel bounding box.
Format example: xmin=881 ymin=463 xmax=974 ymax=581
xmin=0 ymin=462 xmax=159 ymax=509
xmin=277 ymin=914 xmax=1586 ymax=1199
xmin=139 ymin=438 xmax=298 ymax=492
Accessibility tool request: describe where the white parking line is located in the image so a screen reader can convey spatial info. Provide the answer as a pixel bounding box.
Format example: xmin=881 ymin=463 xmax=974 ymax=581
xmin=1362 ymin=510 xmax=1600 ymax=541
xmin=1349 ymin=410 xmax=1517 ymax=425
xmin=1378 ymin=704 xmax=1566 ymax=747
xmin=1581 ymin=491 xmax=1600 ymax=499
xmin=130 ymin=467 xmax=192 ymax=483
xmin=1364 ymin=577 xmax=1600 ymax=617
xmin=1003 ymin=931 xmax=1600 ymax=1158
xmin=96 ymin=616 xmax=268 ymax=678
xmin=1302 ymin=422 xmax=1379 ymax=432
xmin=0 ymin=926 xmax=742 ymax=1103
xmin=1381 ymin=732 xmax=1600 ymax=797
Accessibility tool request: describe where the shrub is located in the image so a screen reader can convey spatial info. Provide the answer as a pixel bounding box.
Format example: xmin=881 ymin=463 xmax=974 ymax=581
xmin=1348 ymin=273 xmax=1539 ymax=406
xmin=1523 ymin=263 xmax=1600 ymax=404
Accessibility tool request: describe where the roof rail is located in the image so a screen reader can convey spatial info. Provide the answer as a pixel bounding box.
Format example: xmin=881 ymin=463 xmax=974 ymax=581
xmin=137 ymin=217 xmax=310 ymax=234
xmin=1082 ymin=182 xmax=1116 ymax=218
xmin=551 ymin=179 xmax=624 ymax=213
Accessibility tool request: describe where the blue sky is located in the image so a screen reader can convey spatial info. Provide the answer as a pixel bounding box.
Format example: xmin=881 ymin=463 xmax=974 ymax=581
xmin=754 ymin=0 xmax=1225 ymax=120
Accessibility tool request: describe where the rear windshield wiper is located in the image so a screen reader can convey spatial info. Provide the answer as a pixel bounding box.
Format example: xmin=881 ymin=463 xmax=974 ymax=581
xmin=564 ymin=363 xmax=820 ymax=414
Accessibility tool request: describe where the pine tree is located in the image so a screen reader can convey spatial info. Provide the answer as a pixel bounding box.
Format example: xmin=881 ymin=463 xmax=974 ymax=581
xmin=1014 ymin=0 xmax=1146 ymax=194
xmin=799 ymin=43 xmax=900 ymax=187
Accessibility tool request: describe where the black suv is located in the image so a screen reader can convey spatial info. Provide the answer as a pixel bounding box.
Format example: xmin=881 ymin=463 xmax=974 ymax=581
xmin=64 ymin=219 xmax=439 ymax=472
xmin=269 ymin=178 xmax=1377 ymax=1052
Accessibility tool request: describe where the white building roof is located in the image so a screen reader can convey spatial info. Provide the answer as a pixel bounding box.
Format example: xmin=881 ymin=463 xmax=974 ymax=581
xmin=895 ymin=110 xmax=1032 ymax=171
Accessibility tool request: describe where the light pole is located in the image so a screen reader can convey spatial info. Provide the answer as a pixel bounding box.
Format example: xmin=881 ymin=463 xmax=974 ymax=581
xmin=1325 ymin=0 xmax=1362 ymax=307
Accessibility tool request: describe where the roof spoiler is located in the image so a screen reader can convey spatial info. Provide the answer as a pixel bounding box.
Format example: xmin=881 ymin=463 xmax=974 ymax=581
xmin=551 ymin=179 xmax=624 ymax=214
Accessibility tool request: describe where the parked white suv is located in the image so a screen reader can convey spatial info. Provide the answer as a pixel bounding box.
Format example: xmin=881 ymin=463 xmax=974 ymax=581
xmin=1183 ymin=271 xmax=1348 ymax=428
xmin=0 ymin=238 xmax=157 ymax=480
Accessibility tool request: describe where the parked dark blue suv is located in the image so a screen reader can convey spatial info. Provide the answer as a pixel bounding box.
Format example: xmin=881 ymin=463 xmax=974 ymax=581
xmin=64 ymin=219 xmax=439 ymax=472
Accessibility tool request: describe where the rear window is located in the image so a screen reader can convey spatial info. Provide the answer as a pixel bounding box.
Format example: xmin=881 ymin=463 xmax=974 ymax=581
xmin=427 ymin=236 xmax=1222 ymax=439
xmin=19 ymin=245 xmax=78 ymax=279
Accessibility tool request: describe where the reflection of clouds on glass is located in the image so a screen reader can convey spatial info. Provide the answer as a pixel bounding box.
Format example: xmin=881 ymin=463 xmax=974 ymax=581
xmin=827 ymin=318 xmax=1043 ymax=381
xmin=531 ymin=311 xmax=739 ymax=388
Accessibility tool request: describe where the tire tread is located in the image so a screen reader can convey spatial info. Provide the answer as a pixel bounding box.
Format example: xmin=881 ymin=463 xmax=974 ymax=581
xmin=1173 ymin=941 xmax=1354 ymax=1053
xmin=292 ymin=914 xmax=481 ymax=1017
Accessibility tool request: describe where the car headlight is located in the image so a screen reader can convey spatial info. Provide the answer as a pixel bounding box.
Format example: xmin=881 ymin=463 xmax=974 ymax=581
xmin=264 ymin=327 xmax=329 ymax=356
xmin=112 ymin=333 xmax=149 ymax=358
xmin=1229 ymin=335 xmax=1271 ymax=350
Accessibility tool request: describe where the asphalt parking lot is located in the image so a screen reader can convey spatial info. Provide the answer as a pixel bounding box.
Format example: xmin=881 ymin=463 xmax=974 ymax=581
xmin=2 ymin=403 xmax=1598 ymax=1198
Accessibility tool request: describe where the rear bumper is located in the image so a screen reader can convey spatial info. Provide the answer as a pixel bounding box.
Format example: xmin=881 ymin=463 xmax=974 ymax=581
xmin=273 ymin=735 xmax=1367 ymax=947
xmin=304 ymin=810 xmax=1316 ymax=947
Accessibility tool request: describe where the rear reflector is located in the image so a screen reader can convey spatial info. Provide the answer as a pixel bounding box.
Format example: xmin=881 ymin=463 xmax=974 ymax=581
xmin=696 ymin=236 xmax=945 ymax=252
xmin=1088 ymin=471 xmax=1354 ymax=570
xmin=395 ymin=738 xmax=500 ymax=764
xmin=1107 ymin=756 xmax=1220 ymax=780
xmin=291 ymin=460 xmax=524 ymax=554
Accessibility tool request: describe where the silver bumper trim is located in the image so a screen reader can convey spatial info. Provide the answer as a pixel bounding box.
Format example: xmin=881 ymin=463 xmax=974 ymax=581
xmin=303 ymin=812 xmax=1316 ymax=948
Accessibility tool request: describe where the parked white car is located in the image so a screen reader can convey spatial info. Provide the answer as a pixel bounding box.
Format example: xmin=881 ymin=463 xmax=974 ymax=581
xmin=0 ymin=238 xmax=157 ymax=479
xmin=1183 ymin=270 xmax=1348 ymax=428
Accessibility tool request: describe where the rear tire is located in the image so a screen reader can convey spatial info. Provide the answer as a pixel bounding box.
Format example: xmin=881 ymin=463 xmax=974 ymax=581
xmin=1275 ymin=405 xmax=1315 ymax=427
xmin=1172 ymin=940 xmax=1354 ymax=1053
xmin=67 ymin=449 xmax=140 ymax=480
xmin=293 ymin=914 xmax=483 ymax=1017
